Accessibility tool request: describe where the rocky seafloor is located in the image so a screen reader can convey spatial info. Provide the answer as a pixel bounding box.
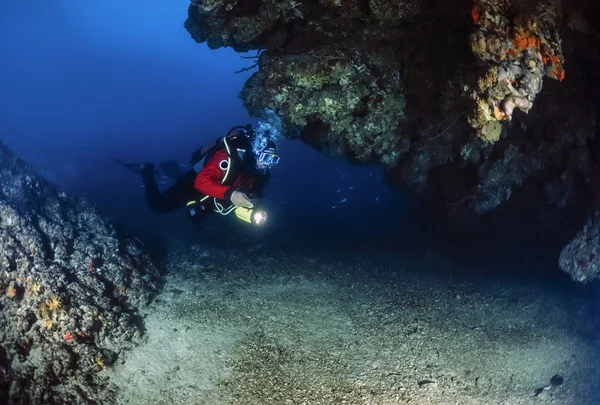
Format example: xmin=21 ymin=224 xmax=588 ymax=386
xmin=184 ymin=0 xmax=600 ymax=282
xmin=0 ymin=141 xmax=162 ymax=404
xmin=108 ymin=239 xmax=600 ymax=405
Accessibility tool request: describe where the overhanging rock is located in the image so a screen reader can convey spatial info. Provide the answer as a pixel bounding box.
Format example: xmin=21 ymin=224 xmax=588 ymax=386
xmin=184 ymin=0 xmax=599 ymax=216
xmin=183 ymin=0 xmax=600 ymax=281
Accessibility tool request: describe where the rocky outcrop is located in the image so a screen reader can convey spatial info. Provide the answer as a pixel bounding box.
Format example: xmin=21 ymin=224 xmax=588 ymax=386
xmin=0 ymin=141 xmax=161 ymax=404
xmin=468 ymin=0 xmax=566 ymax=142
xmin=242 ymin=49 xmax=407 ymax=165
xmin=559 ymin=212 xmax=600 ymax=283
xmin=184 ymin=0 xmax=600 ymax=279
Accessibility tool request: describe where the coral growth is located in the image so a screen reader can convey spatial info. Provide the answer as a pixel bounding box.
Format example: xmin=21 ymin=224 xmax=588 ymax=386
xmin=468 ymin=0 xmax=565 ymax=141
xmin=0 ymin=141 xmax=161 ymax=403
xmin=241 ymin=48 xmax=406 ymax=165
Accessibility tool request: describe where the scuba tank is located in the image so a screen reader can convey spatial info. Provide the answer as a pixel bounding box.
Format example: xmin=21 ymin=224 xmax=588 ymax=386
xmin=190 ymin=125 xmax=255 ymax=171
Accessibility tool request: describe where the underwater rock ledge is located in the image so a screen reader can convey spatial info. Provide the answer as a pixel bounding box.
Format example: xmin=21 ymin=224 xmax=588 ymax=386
xmin=0 ymin=141 xmax=161 ymax=404
xmin=185 ymin=0 xmax=600 ymax=280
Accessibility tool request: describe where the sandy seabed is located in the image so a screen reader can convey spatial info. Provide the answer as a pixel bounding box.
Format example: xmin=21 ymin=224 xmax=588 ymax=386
xmin=106 ymin=241 xmax=600 ymax=405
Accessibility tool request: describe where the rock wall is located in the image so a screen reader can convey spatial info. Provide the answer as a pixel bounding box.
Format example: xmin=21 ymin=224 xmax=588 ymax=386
xmin=0 ymin=141 xmax=161 ymax=404
xmin=559 ymin=212 xmax=600 ymax=283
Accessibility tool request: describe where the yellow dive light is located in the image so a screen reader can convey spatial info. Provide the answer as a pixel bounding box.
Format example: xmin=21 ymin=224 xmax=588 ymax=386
xmin=235 ymin=206 xmax=268 ymax=226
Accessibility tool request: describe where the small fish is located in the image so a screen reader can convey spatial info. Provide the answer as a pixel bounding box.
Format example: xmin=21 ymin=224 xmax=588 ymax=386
xmin=336 ymin=189 xmax=342 ymax=193
xmin=340 ymin=198 xmax=348 ymax=203
xmin=180 ymin=163 xmax=189 ymax=168
xmin=348 ymin=186 xmax=354 ymax=190
xmin=375 ymin=195 xmax=379 ymax=202
xmin=161 ymin=175 xmax=168 ymax=179
xmin=331 ymin=205 xmax=338 ymax=209
xmin=159 ymin=181 xmax=167 ymax=185
xmin=369 ymin=170 xmax=374 ymax=177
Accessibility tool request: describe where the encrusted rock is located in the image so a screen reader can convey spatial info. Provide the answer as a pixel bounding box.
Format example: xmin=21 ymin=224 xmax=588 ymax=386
xmin=0 ymin=141 xmax=161 ymax=404
xmin=241 ymin=48 xmax=406 ymax=166
xmin=468 ymin=0 xmax=565 ymax=142
xmin=559 ymin=213 xmax=600 ymax=283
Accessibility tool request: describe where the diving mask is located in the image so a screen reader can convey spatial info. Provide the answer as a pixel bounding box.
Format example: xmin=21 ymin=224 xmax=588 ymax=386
xmin=257 ymin=149 xmax=280 ymax=166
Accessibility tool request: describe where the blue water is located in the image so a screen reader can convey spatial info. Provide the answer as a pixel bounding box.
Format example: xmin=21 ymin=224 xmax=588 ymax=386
xmin=0 ymin=0 xmax=415 ymax=252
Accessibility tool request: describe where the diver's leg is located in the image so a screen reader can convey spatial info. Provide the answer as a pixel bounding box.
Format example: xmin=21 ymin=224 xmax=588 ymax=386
xmin=140 ymin=165 xmax=167 ymax=213
xmin=141 ymin=167 xmax=198 ymax=213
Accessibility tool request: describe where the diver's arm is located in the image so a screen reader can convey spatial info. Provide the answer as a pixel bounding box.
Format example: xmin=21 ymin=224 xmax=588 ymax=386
xmin=193 ymin=152 xmax=231 ymax=200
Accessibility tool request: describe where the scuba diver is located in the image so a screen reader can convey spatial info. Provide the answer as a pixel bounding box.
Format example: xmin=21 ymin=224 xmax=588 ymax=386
xmin=115 ymin=125 xmax=280 ymax=225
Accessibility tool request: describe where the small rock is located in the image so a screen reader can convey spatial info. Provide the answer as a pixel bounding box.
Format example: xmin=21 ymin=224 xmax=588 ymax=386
xmin=550 ymin=374 xmax=564 ymax=386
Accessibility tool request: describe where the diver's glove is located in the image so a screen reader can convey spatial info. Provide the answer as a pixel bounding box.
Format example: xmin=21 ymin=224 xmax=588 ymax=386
xmin=230 ymin=191 xmax=254 ymax=208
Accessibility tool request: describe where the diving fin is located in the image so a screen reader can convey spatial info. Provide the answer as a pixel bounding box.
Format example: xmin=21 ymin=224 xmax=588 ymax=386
xmin=111 ymin=159 xmax=155 ymax=175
